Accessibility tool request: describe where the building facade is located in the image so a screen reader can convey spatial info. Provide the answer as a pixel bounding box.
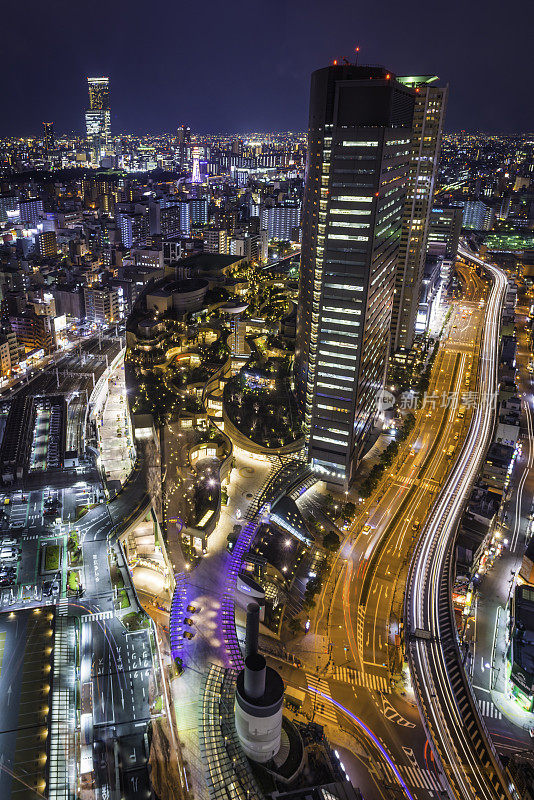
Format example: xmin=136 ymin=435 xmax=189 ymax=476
xmin=428 ymin=205 xmax=462 ymax=258
xmin=462 ymin=199 xmax=496 ymax=231
xmin=10 ymin=311 xmax=56 ymax=354
xmin=390 ymin=77 xmax=447 ymax=351
xmin=43 ymin=122 xmax=54 ymax=153
xmin=261 ymin=203 xmax=301 ymax=242
xmin=295 ymin=64 xmax=415 ymax=489
xmin=37 ymin=230 xmax=58 ymax=258
xmin=83 ymin=286 xmax=120 ymax=324
xmin=19 ymin=198 xmax=43 ymax=225
xmin=85 ymin=77 xmax=111 ymax=163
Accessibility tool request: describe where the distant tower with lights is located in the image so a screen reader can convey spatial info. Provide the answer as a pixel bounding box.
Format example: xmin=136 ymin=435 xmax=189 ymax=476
xmin=177 ymin=124 xmax=191 ymax=168
xmin=85 ymin=76 xmax=111 ymax=164
xmin=42 ymin=122 xmax=54 ymax=153
xmin=191 ymin=146 xmax=202 ymax=184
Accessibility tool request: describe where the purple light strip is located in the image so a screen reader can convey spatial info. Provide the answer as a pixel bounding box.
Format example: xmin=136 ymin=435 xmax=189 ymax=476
xmin=170 ymin=572 xmax=187 ymax=659
xmin=308 ymin=688 xmax=416 ymax=800
xmin=220 ymin=519 xmax=258 ymax=669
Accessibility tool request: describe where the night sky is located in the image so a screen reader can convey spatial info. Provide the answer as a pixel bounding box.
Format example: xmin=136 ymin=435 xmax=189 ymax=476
xmin=2 ymin=0 xmax=532 ymax=136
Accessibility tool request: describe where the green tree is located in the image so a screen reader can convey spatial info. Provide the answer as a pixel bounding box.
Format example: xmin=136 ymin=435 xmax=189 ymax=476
xmin=323 ymin=531 xmax=341 ymax=552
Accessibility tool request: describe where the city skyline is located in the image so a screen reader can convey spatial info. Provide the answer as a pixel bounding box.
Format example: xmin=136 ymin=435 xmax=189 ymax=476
xmin=1 ymin=0 xmax=532 ymax=137
xmin=1 ymin=12 xmax=534 ymax=799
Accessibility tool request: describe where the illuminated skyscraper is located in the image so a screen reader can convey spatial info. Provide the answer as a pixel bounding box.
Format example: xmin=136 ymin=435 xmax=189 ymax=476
xmin=176 ymin=124 xmax=191 ymax=168
xmin=295 ymin=64 xmax=415 ymax=489
xmin=85 ymin=77 xmax=111 ymax=163
xmin=42 ymin=122 xmax=54 ymax=153
xmin=192 ymin=146 xmax=202 ymax=183
xmin=87 ymin=76 xmax=110 ymax=111
xmin=390 ymin=76 xmax=447 ymax=351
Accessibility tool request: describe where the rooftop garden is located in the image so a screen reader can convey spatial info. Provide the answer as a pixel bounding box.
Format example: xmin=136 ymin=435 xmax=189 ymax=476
xmin=223 ymin=352 xmax=301 ymax=448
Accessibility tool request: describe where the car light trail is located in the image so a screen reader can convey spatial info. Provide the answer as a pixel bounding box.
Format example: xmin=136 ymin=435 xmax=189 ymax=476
xmin=406 ymin=246 xmax=516 ymax=800
xmin=307 ymin=687 xmax=416 ymax=800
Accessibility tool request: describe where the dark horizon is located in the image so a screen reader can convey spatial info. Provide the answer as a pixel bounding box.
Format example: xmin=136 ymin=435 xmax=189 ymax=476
xmin=2 ymin=0 xmax=533 ymax=138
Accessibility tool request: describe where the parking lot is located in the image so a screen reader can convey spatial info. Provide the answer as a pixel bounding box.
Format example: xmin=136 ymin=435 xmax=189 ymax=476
xmin=0 ymin=609 xmax=54 ymax=799
xmin=0 ymin=491 xmax=65 ymax=610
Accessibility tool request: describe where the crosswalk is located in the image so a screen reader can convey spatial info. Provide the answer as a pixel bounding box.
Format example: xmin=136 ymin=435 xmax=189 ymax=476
xmin=478 ymin=698 xmax=502 ymax=719
xmin=333 ymin=666 xmax=390 ymax=694
xmin=305 ymin=674 xmax=339 ymax=724
xmin=379 ymin=760 xmax=444 ymax=792
xmin=397 ymin=764 xmax=444 ymax=792
xmin=57 ymin=597 xmax=69 ymax=617
xmin=81 ymin=610 xmax=113 ymax=623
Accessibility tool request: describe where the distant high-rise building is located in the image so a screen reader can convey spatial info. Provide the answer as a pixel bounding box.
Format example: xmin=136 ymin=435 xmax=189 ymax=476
xmin=192 ymin=146 xmax=202 ymax=184
xmin=176 ymin=124 xmax=191 ymax=168
xmin=204 ymin=227 xmax=228 ymax=255
xmin=295 ymin=64 xmax=415 ymax=489
xmin=19 ymin=198 xmax=43 ymax=225
xmin=261 ymin=203 xmax=301 ymax=242
xmin=428 ymin=206 xmax=462 ymax=258
xmin=37 ymin=230 xmax=57 ymax=258
xmin=88 ymin=77 xmax=110 ymax=111
xmin=462 ymin=199 xmax=495 ymax=231
xmin=117 ymin=205 xmax=150 ymax=248
xmin=390 ymin=76 xmax=447 ymax=351
xmin=42 ymin=122 xmax=54 ymax=153
xmin=190 ymin=198 xmax=208 ymax=226
xmin=85 ymin=77 xmax=111 ymax=163
xmin=83 ymin=286 xmax=120 ymax=324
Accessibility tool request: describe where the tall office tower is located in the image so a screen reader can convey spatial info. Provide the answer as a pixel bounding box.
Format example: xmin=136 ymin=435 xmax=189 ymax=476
xmin=295 ymin=64 xmax=415 ymax=490
xmin=42 ymin=122 xmax=54 ymax=153
xmin=176 ymin=124 xmax=191 ymax=168
xmin=390 ymin=77 xmax=447 ymax=351
xmin=191 ymin=146 xmax=202 ymax=183
xmin=85 ymin=77 xmax=111 ymax=162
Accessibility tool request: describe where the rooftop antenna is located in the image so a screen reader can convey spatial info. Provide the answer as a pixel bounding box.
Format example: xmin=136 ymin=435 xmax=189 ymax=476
xmin=355 ymin=45 xmax=360 ymax=66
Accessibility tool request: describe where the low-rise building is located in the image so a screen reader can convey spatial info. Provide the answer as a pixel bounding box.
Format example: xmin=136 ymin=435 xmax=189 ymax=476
xmin=83 ymin=285 xmax=120 ymax=324
xmin=508 ymin=585 xmax=534 ymax=712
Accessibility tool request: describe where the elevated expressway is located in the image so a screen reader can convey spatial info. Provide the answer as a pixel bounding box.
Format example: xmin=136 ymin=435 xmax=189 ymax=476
xmin=406 ymin=250 xmax=515 ymax=800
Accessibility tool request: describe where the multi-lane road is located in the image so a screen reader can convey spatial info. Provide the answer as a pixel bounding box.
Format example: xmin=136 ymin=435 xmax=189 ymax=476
xmin=406 ymin=248 xmax=513 ymax=800
xmin=288 ymin=263 xmax=495 ymax=798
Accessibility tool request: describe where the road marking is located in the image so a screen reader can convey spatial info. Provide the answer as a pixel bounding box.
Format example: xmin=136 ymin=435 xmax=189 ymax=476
xmin=401 ymin=764 xmax=444 ymax=791
xmin=306 ymin=674 xmax=339 ymax=724
xmin=332 ymin=666 xmax=390 ymax=694
xmin=382 ymin=696 xmax=416 ymax=727
xmin=382 ymin=761 xmax=444 ymax=792
xmin=81 ymin=610 xmax=113 ymax=622
xmin=57 ymin=598 xmax=69 ymax=616
xmin=477 ymin=698 xmax=502 ymax=719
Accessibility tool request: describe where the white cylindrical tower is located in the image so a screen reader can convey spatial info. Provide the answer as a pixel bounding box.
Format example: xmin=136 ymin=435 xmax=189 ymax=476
xmin=234 ymin=604 xmax=284 ymax=763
